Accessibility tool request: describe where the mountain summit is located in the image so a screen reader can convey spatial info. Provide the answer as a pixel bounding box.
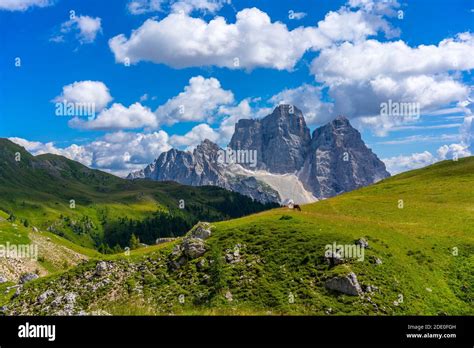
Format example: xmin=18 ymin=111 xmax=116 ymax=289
xmin=128 ymin=106 xmax=390 ymax=203
xmin=299 ymin=115 xmax=390 ymax=198
xmin=229 ymin=105 xmax=311 ymax=173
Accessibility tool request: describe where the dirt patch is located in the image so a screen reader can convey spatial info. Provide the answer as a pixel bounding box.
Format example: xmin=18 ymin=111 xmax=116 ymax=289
xmin=0 ymin=231 xmax=88 ymax=283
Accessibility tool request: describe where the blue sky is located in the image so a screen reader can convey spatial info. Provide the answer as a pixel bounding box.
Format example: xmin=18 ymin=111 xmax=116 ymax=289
xmin=0 ymin=0 xmax=473 ymax=176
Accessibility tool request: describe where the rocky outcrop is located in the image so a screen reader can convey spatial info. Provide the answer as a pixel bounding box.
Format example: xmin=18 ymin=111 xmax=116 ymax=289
xmin=19 ymin=273 xmax=38 ymax=284
xmin=181 ymin=239 xmax=206 ymax=259
xmin=325 ymin=272 xmax=363 ymax=296
xmin=188 ymin=222 xmax=212 ymax=240
xmin=95 ymin=261 xmax=109 ymax=276
xmin=168 ymin=222 xmax=213 ymax=270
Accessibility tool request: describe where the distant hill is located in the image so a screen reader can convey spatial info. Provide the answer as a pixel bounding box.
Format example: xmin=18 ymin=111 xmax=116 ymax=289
xmin=4 ymin=155 xmax=473 ymax=315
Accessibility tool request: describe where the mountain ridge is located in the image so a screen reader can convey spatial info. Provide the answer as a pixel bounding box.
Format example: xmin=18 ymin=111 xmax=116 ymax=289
xmin=129 ymin=105 xmax=390 ymax=203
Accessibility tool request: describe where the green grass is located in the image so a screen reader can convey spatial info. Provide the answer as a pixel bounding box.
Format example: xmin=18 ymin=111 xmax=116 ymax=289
xmin=0 ymin=216 xmax=30 ymax=245
xmin=204 ymin=157 xmax=474 ymax=315
xmin=3 ymin=146 xmax=473 ymax=315
xmin=0 ymin=138 xmax=277 ymax=250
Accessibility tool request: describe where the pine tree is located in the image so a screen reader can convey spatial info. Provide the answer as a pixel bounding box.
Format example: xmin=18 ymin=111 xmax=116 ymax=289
xmin=129 ymin=233 xmax=140 ymax=249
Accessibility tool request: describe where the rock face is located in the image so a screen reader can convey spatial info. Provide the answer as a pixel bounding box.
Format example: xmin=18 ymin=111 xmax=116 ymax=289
xmin=128 ymin=105 xmax=389 ymax=203
xmin=299 ymin=116 xmax=390 ymax=198
xmin=128 ymin=140 xmax=280 ymax=204
xmin=229 ymin=105 xmax=311 ymax=173
xmin=136 ymin=140 xmax=225 ymax=187
xmin=325 ymin=272 xmax=363 ymax=296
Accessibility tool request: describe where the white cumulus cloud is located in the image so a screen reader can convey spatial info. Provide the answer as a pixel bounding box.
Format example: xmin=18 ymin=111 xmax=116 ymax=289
xmin=311 ymin=34 xmax=474 ymax=85
xmin=55 ymin=15 xmax=102 ymax=44
xmin=127 ymin=0 xmax=226 ymax=15
xmin=110 ymin=5 xmax=395 ymax=70
xmin=53 ymin=80 xmax=113 ymax=112
xmin=437 ymin=143 xmax=471 ymax=160
xmin=269 ymin=84 xmax=333 ymax=126
xmin=0 ymin=0 xmax=53 ymax=11
xmin=127 ymin=0 xmax=164 ymax=14
xmin=383 ymin=151 xmax=437 ymax=175
xmin=383 ymin=142 xmax=472 ymax=175
xmin=170 ymin=123 xmax=219 ymax=150
xmin=155 ymin=76 xmax=234 ymax=125
xmin=310 ymin=33 xmax=474 ymax=134
xmin=70 ymin=102 xmax=158 ymax=130
xmin=9 ymin=131 xmax=171 ymax=177
xmin=171 ymin=0 xmax=227 ymax=14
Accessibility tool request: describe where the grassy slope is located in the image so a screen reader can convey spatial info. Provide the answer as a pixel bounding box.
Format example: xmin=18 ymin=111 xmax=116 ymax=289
xmin=5 ymin=157 xmax=473 ymax=315
xmin=0 ymin=210 xmax=100 ymax=307
xmin=208 ymin=158 xmax=474 ymax=315
xmin=0 ymin=139 xmax=276 ymax=249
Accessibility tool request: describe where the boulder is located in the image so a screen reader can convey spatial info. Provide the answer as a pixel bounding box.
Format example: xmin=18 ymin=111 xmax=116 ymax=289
xmin=32 ymin=226 xmax=39 ymax=233
xmin=325 ymin=272 xmax=363 ymax=296
xmin=355 ymin=238 xmax=369 ymax=249
xmin=171 ymin=245 xmax=182 ymax=257
xmin=189 ymin=222 xmax=212 ymax=240
xmin=169 ymin=256 xmax=187 ymax=271
xmin=95 ymin=261 xmax=108 ymax=276
xmin=19 ymin=273 xmax=39 ymax=284
xmin=182 ymin=238 xmax=206 ymax=259
xmin=0 ymin=275 xmax=7 ymax=284
xmin=225 ymin=253 xmax=234 ymax=263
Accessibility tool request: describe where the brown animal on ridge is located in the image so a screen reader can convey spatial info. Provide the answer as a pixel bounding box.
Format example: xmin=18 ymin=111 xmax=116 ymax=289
xmin=294 ymin=204 xmax=301 ymax=211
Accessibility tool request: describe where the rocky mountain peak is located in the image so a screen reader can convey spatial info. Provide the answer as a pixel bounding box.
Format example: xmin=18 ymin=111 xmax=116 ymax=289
xmin=264 ymin=104 xmax=310 ymax=139
xmin=128 ymin=108 xmax=390 ymax=203
xmin=229 ymin=104 xmax=311 ymax=174
xmin=128 ymin=139 xmax=280 ymax=203
xmin=311 ymin=115 xmax=362 ymax=148
xmin=299 ymin=116 xmax=390 ymax=198
xmin=195 ymin=139 xmax=221 ymax=155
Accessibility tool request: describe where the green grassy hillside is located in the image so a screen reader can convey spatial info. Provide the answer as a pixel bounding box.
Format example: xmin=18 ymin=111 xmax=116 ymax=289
xmin=4 ymin=156 xmax=473 ymax=315
xmin=0 ymin=138 xmax=278 ymax=250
